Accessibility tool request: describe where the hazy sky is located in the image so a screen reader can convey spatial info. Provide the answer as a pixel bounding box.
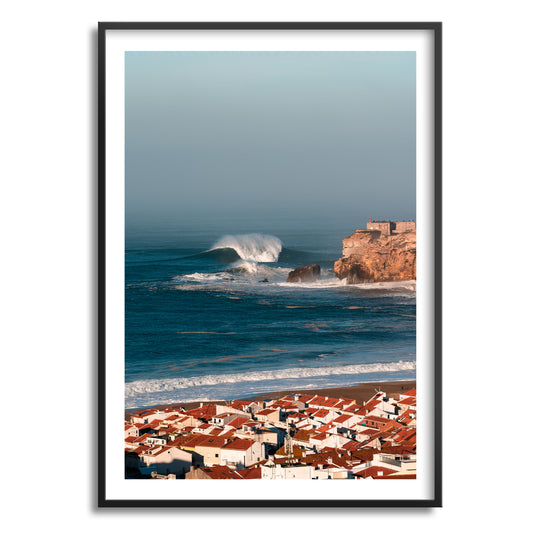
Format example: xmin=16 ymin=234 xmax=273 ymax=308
xmin=125 ymin=51 xmax=415 ymax=232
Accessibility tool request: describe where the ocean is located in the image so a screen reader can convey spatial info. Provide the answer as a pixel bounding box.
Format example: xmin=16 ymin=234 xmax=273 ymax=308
xmin=125 ymin=225 xmax=416 ymax=410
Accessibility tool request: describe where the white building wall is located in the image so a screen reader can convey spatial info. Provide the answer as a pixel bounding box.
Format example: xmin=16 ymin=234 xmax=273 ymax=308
xmin=261 ymin=464 xmax=313 ymax=479
xmin=221 ymin=441 xmax=263 ymax=467
xmin=140 ymin=447 xmax=192 ymax=477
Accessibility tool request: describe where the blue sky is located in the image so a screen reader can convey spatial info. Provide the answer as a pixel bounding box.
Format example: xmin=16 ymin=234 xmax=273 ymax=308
xmin=125 ymin=51 xmax=415 ymax=232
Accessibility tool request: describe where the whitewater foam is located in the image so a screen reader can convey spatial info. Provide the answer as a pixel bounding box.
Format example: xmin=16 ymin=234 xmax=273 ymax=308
xmin=125 ymin=360 xmax=416 ymax=397
xmin=176 ymin=263 xmax=291 ymax=287
xmin=209 ymin=234 xmax=282 ymax=262
xmin=275 ymin=272 xmax=348 ymax=289
xmin=354 ymin=280 xmax=416 ymax=292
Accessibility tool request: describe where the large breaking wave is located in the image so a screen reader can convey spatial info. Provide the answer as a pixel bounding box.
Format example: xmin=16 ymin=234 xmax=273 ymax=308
xmin=209 ymin=234 xmax=283 ymax=262
xmin=171 ymin=232 xmax=415 ymax=295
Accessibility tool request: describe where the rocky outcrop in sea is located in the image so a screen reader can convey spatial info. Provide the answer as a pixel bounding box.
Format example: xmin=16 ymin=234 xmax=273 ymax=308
xmin=286 ymin=264 xmax=321 ymax=283
xmin=334 ymin=229 xmax=416 ymax=284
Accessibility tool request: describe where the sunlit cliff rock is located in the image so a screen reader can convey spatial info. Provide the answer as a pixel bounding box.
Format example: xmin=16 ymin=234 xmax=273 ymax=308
xmin=334 ymin=229 xmax=416 ymax=284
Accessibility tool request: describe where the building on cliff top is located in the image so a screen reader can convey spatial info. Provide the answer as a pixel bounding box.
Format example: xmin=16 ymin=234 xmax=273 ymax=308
xmin=366 ymin=218 xmax=415 ymax=236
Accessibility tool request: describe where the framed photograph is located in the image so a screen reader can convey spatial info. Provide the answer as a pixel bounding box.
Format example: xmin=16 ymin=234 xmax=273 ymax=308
xmin=99 ymin=22 xmax=442 ymax=507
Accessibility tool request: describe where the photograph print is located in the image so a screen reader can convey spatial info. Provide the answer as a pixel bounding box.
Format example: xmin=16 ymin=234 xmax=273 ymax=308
xmin=100 ymin=23 xmax=441 ymax=507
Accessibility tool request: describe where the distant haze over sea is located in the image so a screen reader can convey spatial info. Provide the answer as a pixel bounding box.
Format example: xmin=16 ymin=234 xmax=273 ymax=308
xmin=126 ymin=51 xmax=416 ymax=233
xmin=126 ymin=211 xmax=416 ymax=250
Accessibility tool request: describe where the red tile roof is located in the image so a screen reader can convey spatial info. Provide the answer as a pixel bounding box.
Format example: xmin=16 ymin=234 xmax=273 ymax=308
xmin=343 ymin=404 xmax=363 ymax=414
xmin=355 ymin=466 xmax=398 ymax=479
xmin=196 ymin=436 xmax=227 ymax=449
xmin=227 ymin=417 xmax=249 ymax=429
xmin=184 ymin=404 xmax=217 ymax=419
xmin=311 ymin=409 xmax=331 ymax=419
xmin=381 ymin=420 xmax=404 ymax=432
xmin=333 ymin=414 xmax=351 ymax=423
xmin=308 ymin=396 xmax=341 ymax=408
xmin=334 ymin=398 xmax=356 ymax=408
xmin=134 ymin=409 xmax=158 ymax=417
xmin=359 ymin=428 xmax=379 ymax=436
xmin=364 ymin=399 xmax=381 ymax=410
xmin=292 ymin=429 xmax=317 ymax=443
xmin=180 ymin=434 xmax=210 ymax=448
xmin=361 ymin=415 xmax=390 ymax=426
xmin=229 ymin=400 xmax=253 ymax=408
xmin=342 ymin=440 xmax=362 ymax=452
xmin=310 ymin=433 xmax=329 ymax=441
xmin=238 ymin=467 xmax=262 ymax=479
xmin=396 ymin=410 xmax=416 ymax=424
xmin=129 ymin=445 xmax=150 ymax=455
xmin=269 ymin=400 xmax=297 ymax=410
xmin=398 ymin=397 xmax=417 ymax=407
xmin=380 ymin=445 xmax=416 ymax=455
xmin=222 ymin=438 xmax=254 ymax=450
xmin=316 ymin=423 xmax=336 ymax=434
xmin=198 ymin=466 xmax=243 ymax=480
xmin=133 ymin=434 xmax=152 ymax=443
xmin=256 ymin=408 xmax=277 ymax=416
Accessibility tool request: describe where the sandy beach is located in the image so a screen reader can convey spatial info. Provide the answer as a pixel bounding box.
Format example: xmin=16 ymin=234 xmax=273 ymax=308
xmin=129 ymin=379 xmax=416 ymax=414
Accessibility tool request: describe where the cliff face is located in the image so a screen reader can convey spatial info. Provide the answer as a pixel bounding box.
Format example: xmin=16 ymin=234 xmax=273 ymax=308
xmin=286 ymin=264 xmax=321 ymax=283
xmin=334 ymin=230 xmax=416 ymax=284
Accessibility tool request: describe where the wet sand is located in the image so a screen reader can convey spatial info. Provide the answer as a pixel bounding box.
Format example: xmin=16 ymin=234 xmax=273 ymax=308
xmin=129 ymin=380 xmax=415 ymax=414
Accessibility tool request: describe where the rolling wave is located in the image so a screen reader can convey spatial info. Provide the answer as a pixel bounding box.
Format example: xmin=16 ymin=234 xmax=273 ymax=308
xmin=190 ymin=247 xmax=242 ymax=264
xmin=209 ymin=234 xmax=282 ymax=262
xmin=190 ymin=246 xmax=317 ymax=265
xmin=172 ymin=233 xmax=330 ymax=267
xmin=125 ymin=360 xmax=416 ymax=397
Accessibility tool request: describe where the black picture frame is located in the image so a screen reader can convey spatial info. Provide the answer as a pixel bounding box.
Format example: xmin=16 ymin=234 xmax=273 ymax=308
xmin=98 ymin=21 xmax=442 ymax=508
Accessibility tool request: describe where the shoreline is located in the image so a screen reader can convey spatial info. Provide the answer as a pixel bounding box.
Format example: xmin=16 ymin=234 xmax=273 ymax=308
xmin=126 ymin=379 xmax=416 ymax=414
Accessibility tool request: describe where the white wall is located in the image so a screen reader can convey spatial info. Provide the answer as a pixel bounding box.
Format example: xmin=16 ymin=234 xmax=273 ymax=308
xmin=2 ymin=0 xmax=532 ymax=530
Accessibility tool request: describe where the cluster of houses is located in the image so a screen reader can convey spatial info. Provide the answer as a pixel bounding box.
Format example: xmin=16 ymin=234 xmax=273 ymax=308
xmin=125 ymin=387 xmax=417 ymax=480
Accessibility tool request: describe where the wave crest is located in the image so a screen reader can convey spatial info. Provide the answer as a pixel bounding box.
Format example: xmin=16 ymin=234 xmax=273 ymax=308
xmin=209 ymin=234 xmax=282 ymax=262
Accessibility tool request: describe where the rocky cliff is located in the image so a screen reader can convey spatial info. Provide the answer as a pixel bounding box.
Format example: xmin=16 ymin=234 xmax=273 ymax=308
xmin=286 ymin=264 xmax=321 ymax=283
xmin=334 ymin=229 xmax=416 ymax=283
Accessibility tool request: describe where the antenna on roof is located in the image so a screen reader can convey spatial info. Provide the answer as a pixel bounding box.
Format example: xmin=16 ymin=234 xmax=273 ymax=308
xmin=285 ymin=420 xmax=295 ymax=465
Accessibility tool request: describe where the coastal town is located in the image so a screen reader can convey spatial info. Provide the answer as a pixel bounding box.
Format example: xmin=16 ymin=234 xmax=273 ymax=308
xmin=125 ymin=386 xmax=416 ymax=480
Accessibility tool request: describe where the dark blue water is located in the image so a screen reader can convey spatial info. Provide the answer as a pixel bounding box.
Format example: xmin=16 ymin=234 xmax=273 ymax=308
xmin=125 ymin=229 xmax=416 ymax=408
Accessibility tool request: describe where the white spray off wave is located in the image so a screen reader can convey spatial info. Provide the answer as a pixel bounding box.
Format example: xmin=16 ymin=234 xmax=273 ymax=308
xmin=209 ymin=234 xmax=282 ymax=262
